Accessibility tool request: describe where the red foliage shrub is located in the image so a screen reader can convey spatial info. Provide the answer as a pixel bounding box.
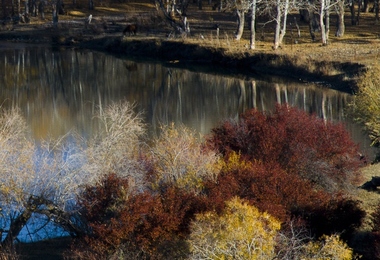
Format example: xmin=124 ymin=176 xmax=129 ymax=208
xmin=72 ymin=173 xmax=210 ymax=259
xmin=206 ymin=104 xmax=363 ymax=193
xmin=204 ymin=156 xmax=330 ymax=222
xmin=204 ymin=155 xmax=365 ymax=244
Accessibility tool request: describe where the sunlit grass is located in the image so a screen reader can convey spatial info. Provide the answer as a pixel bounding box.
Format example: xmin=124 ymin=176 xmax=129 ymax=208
xmin=67 ymin=10 xmax=86 ymax=17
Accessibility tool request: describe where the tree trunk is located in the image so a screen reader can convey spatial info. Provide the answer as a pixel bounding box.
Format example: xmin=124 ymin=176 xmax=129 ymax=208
xmin=38 ymin=0 xmax=45 ymax=20
xmin=363 ymin=0 xmax=370 ymax=12
xmin=250 ymin=0 xmax=256 ymax=49
xmin=235 ymin=10 xmax=245 ymax=40
xmin=52 ymin=3 xmax=58 ymax=27
xmin=24 ymin=0 xmax=29 ymax=15
xmin=278 ymin=0 xmax=289 ymax=45
xmin=325 ymin=0 xmax=330 ymax=42
xmin=335 ymin=0 xmax=345 ymax=37
xmin=356 ymin=0 xmax=361 ymax=25
xmin=1 ymin=200 xmax=34 ymax=247
xmin=1 ymin=197 xmax=84 ymax=247
xmin=320 ymin=0 xmax=328 ymax=45
xmin=308 ymin=9 xmax=316 ymax=41
xmin=350 ymin=0 xmax=356 ymax=25
xmin=273 ymin=0 xmax=282 ymax=49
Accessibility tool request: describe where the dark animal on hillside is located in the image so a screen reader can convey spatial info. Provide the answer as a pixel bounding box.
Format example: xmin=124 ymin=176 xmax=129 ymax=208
xmin=123 ymin=24 xmax=137 ymax=36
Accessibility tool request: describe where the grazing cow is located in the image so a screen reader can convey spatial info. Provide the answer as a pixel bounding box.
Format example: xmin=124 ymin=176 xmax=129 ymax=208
xmin=123 ymin=24 xmax=137 ymax=36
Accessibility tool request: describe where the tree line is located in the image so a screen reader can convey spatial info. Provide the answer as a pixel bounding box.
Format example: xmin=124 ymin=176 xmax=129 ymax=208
xmin=157 ymin=0 xmax=379 ymax=48
xmin=0 ymin=0 xmax=378 ymax=49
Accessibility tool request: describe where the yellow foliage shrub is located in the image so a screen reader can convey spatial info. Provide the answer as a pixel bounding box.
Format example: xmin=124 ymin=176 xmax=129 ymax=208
xmin=188 ymin=197 xmax=281 ymax=260
xmin=303 ymin=234 xmax=354 ymax=260
xmin=349 ymin=64 xmax=380 ymax=146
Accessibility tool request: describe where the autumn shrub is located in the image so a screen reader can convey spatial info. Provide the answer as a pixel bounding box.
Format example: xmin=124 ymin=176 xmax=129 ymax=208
xmin=276 ymin=223 xmax=355 ymax=259
xmin=203 ymin=152 xmax=330 ymax=221
xmin=84 ymin=101 xmax=147 ymax=189
xmin=72 ymin=173 xmax=211 ymax=259
xmin=348 ymin=63 xmax=380 ymax=147
xmin=188 ymin=197 xmax=281 ymax=260
xmin=148 ymin=123 xmax=221 ymax=194
xmin=203 ymin=153 xmax=365 ymax=240
xmin=301 ymin=234 xmax=354 ymax=260
xmin=206 ymin=104 xmax=363 ymax=193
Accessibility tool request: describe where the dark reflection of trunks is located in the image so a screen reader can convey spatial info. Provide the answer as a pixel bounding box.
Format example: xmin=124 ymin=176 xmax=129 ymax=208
xmin=0 ymin=44 xmax=375 ymax=159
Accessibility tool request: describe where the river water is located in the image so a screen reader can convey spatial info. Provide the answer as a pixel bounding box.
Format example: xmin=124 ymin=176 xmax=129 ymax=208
xmin=0 ymin=42 xmax=375 ymax=159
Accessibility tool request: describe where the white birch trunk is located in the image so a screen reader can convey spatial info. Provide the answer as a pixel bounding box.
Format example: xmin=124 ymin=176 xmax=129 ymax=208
xmin=250 ymin=0 xmax=257 ymax=49
xmin=320 ymin=0 xmax=327 ymax=45
xmin=273 ymin=0 xmax=282 ymax=49
xmin=278 ymin=0 xmax=289 ymax=45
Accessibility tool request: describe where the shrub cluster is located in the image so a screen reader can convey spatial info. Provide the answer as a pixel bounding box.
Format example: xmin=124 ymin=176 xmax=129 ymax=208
xmin=69 ymin=103 xmax=366 ymax=259
xmin=349 ymin=63 xmax=380 ymax=147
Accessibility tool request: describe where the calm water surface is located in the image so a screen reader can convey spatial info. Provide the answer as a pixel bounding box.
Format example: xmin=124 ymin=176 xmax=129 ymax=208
xmin=0 ymin=42 xmax=375 ymax=159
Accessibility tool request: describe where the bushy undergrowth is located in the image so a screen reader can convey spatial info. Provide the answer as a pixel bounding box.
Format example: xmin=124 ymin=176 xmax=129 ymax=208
xmin=72 ymin=173 xmax=211 ymax=259
xmin=206 ymin=104 xmax=364 ymax=193
xmin=349 ymin=63 xmax=380 ymax=147
xmin=64 ymin=103 xmax=367 ymax=259
xmin=0 ymin=103 xmax=362 ymax=259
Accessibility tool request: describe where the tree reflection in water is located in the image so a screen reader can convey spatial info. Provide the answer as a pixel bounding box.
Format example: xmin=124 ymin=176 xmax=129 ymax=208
xmin=0 ymin=44 xmax=375 ymax=159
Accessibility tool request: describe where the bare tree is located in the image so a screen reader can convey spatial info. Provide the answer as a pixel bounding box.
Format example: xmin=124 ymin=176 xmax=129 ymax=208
xmin=0 ymin=102 xmax=147 ymax=247
xmin=318 ymin=0 xmax=343 ymax=45
xmin=319 ymin=0 xmax=329 ymax=45
xmin=83 ymin=101 xmax=147 ymax=192
xmin=0 ymin=108 xmax=88 ymax=247
xmin=275 ymin=0 xmax=290 ymax=49
xmin=249 ymin=0 xmax=258 ymax=49
xmin=334 ymin=0 xmax=345 ymax=37
xmin=154 ymin=0 xmax=191 ymax=36
xmin=261 ymin=0 xmax=293 ymax=49
xmin=223 ymin=0 xmax=252 ymax=40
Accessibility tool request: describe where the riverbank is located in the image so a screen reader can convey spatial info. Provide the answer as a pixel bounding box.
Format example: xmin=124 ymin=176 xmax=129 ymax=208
xmin=0 ymin=27 xmax=366 ymax=93
xmin=0 ymin=4 xmax=378 ymax=94
xmin=80 ymin=36 xmax=368 ymax=93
